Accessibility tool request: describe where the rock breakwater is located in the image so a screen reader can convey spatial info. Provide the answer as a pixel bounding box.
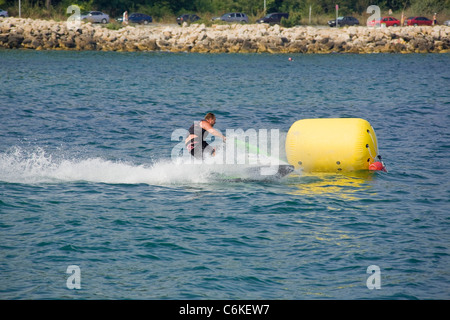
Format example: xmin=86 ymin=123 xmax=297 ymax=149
xmin=1 ymin=17 xmax=449 ymax=53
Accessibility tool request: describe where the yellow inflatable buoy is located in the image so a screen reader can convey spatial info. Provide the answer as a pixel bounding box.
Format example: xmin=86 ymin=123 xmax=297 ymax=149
xmin=285 ymin=118 xmax=382 ymax=172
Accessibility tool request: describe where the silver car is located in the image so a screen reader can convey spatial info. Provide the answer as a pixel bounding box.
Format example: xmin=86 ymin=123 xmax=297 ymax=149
xmin=444 ymin=20 xmax=450 ymax=26
xmin=0 ymin=9 xmax=8 ymax=17
xmin=81 ymin=11 xmax=109 ymax=24
xmin=212 ymin=12 xmax=249 ymax=23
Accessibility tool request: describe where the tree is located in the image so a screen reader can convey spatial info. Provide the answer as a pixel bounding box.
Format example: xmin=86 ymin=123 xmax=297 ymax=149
xmin=410 ymin=0 xmax=449 ymax=14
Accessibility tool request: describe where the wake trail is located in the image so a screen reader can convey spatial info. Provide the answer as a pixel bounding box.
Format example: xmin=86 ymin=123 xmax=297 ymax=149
xmin=0 ymin=146 xmax=293 ymax=185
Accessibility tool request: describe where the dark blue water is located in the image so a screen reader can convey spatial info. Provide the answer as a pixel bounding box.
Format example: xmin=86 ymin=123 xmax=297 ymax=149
xmin=0 ymin=50 xmax=449 ymax=299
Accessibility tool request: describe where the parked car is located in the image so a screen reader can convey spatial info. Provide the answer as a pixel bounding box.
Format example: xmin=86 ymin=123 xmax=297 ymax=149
xmin=212 ymin=12 xmax=249 ymax=23
xmin=128 ymin=13 xmax=152 ymax=24
xmin=404 ymin=16 xmax=433 ymax=26
xmin=367 ymin=16 xmax=400 ymax=27
xmin=444 ymin=20 xmax=450 ymax=26
xmin=81 ymin=11 xmax=109 ymax=24
xmin=0 ymin=9 xmax=8 ymax=17
xmin=177 ymin=14 xmax=200 ymax=25
xmin=256 ymin=12 xmax=289 ymax=24
xmin=328 ymin=16 xmax=359 ymax=27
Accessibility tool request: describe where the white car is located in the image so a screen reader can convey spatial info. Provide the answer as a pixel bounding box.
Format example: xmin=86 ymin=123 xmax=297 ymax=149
xmin=81 ymin=11 xmax=109 ymax=24
xmin=444 ymin=20 xmax=450 ymax=26
xmin=212 ymin=12 xmax=249 ymax=23
xmin=0 ymin=9 xmax=8 ymax=17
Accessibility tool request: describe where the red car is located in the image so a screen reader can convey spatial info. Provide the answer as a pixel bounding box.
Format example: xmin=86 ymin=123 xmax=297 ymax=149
xmin=404 ymin=16 xmax=433 ymax=26
xmin=367 ymin=16 xmax=401 ymax=27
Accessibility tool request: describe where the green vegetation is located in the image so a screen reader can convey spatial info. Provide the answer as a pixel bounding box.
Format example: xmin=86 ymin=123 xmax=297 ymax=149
xmin=1 ymin=0 xmax=449 ymax=24
xmin=281 ymin=12 xmax=302 ymax=27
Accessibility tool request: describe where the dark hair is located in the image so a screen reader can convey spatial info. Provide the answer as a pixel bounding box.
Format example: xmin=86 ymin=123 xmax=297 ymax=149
xmin=205 ymin=113 xmax=215 ymax=120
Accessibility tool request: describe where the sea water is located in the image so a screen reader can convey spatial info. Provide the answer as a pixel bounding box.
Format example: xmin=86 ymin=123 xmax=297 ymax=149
xmin=0 ymin=50 xmax=449 ymax=299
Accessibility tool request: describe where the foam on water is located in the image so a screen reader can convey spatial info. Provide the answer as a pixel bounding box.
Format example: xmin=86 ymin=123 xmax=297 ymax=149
xmin=0 ymin=146 xmax=290 ymax=185
xmin=0 ymin=147 xmax=203 ymax=184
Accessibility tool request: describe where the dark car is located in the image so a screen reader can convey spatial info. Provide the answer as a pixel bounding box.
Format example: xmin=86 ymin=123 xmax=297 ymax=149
xmin=128 ymin=13 xmax=152 ymax=24
xmin=404 ymin=16 xmax=433 ymax=26
xmin=256 ymin=12 xmax=289 ymax=24
xmin=177 ymin=14 xmax=200 ymax=25
xmin=328 ymin=16 xmax=359 ymax=27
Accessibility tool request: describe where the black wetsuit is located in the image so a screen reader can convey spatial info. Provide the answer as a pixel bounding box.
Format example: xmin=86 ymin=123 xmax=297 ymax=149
xmin=185 ymin=120 xmax=214 ymax=159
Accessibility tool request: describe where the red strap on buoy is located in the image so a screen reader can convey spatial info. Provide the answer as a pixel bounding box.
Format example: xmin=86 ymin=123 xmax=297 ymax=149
xmin=369 ymin=161 xmax=387 ymax=172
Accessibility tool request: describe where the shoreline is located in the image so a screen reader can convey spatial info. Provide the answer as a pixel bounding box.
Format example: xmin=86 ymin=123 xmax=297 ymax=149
xmin=1 ymin=18 xmax=449 ymax=54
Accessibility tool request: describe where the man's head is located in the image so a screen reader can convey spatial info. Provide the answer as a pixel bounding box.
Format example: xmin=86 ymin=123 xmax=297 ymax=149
xmin=205 ymin=113 xmax=216 ymax=126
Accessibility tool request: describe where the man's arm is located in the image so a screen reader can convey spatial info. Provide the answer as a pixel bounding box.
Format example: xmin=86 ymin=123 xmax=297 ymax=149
xmin=201 ymin=121 xmax=226 ymax=141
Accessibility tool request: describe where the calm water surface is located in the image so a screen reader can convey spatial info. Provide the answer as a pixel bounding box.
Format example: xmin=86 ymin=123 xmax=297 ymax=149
xmin=0 ymin=50 xmax=449 ymax=299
